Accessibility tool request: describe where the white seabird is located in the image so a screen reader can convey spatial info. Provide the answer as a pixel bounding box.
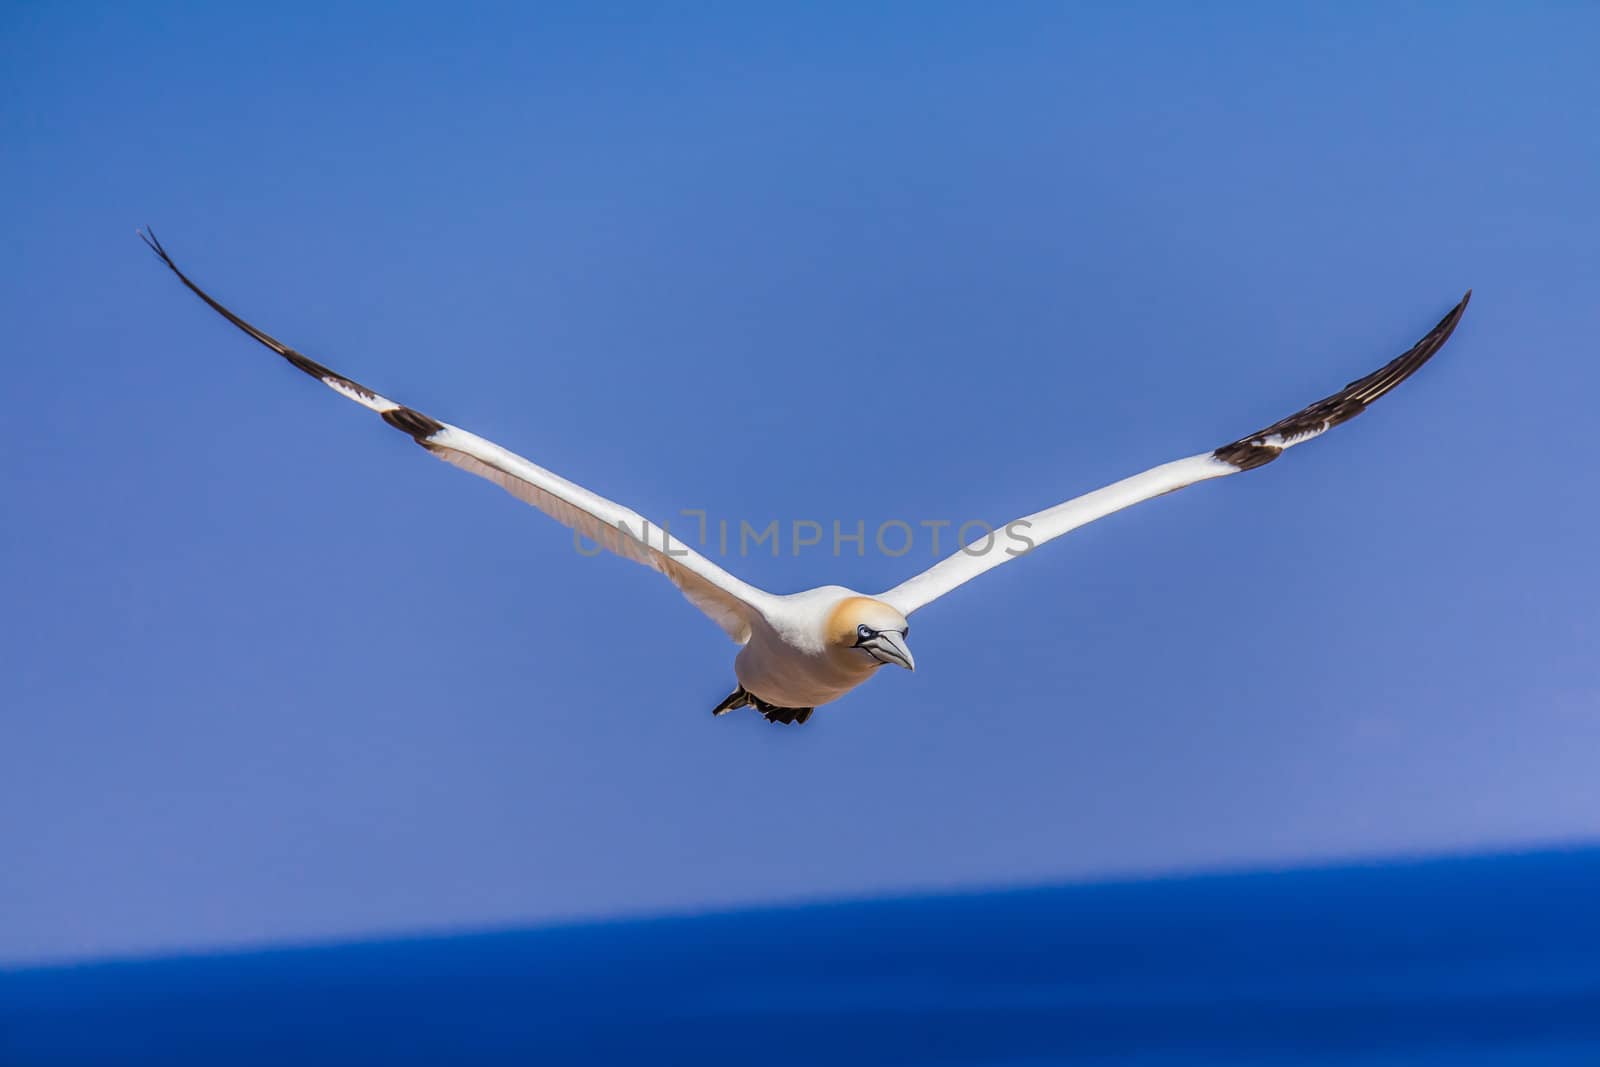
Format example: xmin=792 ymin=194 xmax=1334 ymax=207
xmin=141 ymin=231 xmax=1469 ymax=725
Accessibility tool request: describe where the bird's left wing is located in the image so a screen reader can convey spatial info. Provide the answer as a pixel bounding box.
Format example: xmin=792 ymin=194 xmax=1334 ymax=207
xmin=879 ymin=292 xmax=1471 ymax=616
xmin=140 ymin=230 xmax=771 ymax=643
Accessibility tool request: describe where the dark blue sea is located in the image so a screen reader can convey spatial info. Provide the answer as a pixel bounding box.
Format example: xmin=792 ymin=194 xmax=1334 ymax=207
xmin=5 ymin=848 xmax=1599 ymax=1065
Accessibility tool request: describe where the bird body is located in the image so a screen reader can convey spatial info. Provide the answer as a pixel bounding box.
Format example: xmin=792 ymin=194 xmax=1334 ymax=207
xmin=140 ymin=230 xmax=1469 ymax=726
xmin=733 ymin=590 xmax=911 ymax=714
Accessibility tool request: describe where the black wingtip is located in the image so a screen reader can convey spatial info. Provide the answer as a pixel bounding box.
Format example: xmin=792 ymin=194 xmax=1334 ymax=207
xmin=1433 ymin=289 xmax=1471 ymax=342
xmin=1212 ymin=291 xmax=1471 ymax=471
xmin=138 ymin=227 xmax=179 ymax=272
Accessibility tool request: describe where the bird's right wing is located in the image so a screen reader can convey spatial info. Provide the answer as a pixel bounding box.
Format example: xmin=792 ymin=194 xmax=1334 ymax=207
xmin=141 ymin=230 xmax=772 ymax=643
xmin=879 ymin=292 xmax=1471 ymax=616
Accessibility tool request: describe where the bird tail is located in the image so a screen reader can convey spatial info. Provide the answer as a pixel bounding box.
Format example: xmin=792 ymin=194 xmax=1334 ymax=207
xmin=711 ymin=686 xmax=814 ymax=725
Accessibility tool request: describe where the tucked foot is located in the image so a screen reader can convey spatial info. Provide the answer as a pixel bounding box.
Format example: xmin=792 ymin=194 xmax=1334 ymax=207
xmin=710 ymin=686 xmax=814 ymax=725
xmin=760 ymin=705 xmax=814 ymax=726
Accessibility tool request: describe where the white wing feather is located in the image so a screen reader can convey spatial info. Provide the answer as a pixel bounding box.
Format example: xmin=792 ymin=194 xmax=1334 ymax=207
xmin=880 ymin=293 xmax=1471 ymax=616
xmin=141 ymin=230 xmax=769 ymax=643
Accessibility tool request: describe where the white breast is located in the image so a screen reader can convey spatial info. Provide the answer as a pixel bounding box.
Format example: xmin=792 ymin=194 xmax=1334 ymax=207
xmin=732 ymin=591 xmax=881 ymax=708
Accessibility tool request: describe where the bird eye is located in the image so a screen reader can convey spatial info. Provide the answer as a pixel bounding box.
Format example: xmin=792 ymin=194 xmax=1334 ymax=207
xmin=857 ymin=624 xmax=873 ymax=639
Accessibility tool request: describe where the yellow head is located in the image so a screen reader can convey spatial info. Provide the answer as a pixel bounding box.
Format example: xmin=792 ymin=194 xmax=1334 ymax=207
xmin=826 ymin=596 xmax=915 ymax=672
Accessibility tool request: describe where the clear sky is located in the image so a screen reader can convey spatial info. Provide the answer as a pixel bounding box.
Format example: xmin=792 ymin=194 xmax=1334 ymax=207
xmin=3 ymin=2 xmax=1597 ymax=965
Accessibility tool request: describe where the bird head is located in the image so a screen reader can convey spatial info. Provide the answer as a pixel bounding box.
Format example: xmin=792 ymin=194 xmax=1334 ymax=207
xmin=827 ymin=597 xmax=914 ymax=672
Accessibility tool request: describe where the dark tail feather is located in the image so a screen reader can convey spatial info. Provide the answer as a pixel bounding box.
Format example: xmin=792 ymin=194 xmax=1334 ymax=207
xmin=711 ymin=686 xmax=814 ymax=725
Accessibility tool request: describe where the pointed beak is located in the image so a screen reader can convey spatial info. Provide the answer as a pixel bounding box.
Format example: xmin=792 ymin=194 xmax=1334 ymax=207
xmin=864 ymin=629 xmax=915 ymax=671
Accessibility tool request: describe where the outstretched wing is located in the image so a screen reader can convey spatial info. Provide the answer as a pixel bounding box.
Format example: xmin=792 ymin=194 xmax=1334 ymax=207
xmin=880 ymin=292 xmax=1471 ymax=616
xmin=141 ymin=230 xmax=771 ymax=643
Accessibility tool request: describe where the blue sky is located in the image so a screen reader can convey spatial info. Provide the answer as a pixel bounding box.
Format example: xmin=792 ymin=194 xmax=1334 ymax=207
xmin=3 ymin=2 xmax=1597 ymax=964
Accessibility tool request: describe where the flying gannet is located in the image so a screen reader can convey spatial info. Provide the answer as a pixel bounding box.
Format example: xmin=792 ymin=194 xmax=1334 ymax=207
xmin=140 ymin=231 xmax=1469 ymax=726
